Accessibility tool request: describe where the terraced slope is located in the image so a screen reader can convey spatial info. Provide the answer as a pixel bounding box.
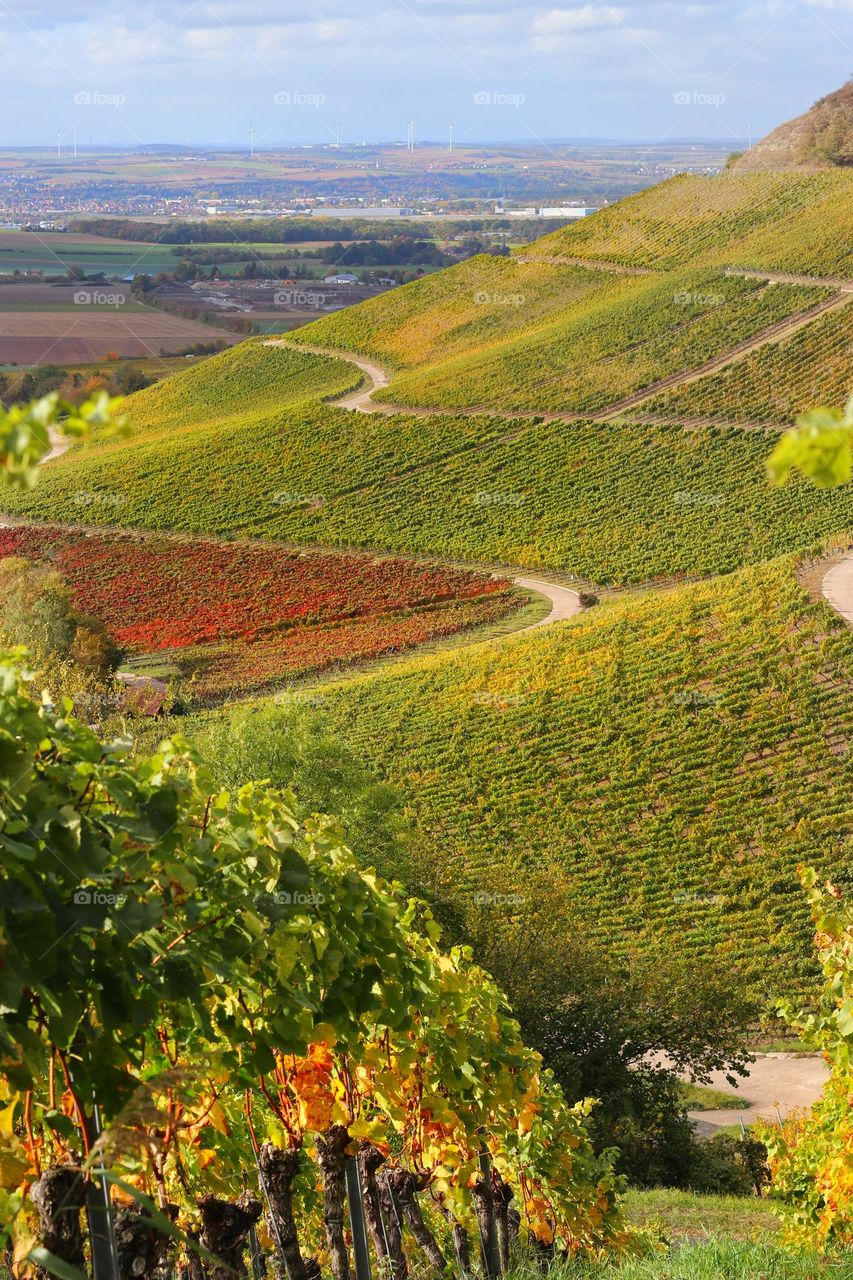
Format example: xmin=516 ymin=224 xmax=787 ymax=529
xmin=315 ymin=554 xmax=853 ymax=1002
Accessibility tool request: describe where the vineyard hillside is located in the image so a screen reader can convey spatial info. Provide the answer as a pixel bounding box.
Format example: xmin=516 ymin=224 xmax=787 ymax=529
xmin=312 ymin=554 xmax=853 ymax=1006
xmin=523 ymin=169 xmax=853 ymax=273
xmin=4 ymin=95 xmax=853 ymax=1012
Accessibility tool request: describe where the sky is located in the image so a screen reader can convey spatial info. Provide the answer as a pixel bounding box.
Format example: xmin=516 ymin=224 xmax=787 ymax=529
xmin=1 ymin=0 xmax=851 ymax=147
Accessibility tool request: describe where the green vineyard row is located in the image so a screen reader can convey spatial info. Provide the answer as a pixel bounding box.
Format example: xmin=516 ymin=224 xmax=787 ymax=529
xmin=13 ymin=383 xmax=853 ymax=584
xmin=310 ymin=555 xmax=853 ymax=1004
xmin=646 ymin=303 xmax=853 ymax=425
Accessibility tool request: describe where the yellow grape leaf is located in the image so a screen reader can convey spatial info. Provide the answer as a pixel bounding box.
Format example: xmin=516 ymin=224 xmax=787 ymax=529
xmin=0 ymin=1102 xmax=18 ymax=1137
xmin=207 ymin=1100 xmax=230 ymax=1137
xmin=299 ymin=1095 xmax=334 ymax=1133
xmin=13 ymin=1231 xmax=36 ymax=1276
xmin=0 ymin=1138 xmax=29 ymax=1189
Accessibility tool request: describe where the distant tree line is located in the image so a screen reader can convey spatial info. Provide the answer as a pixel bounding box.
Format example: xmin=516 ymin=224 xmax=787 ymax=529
xmin=69 ymin=215 xmax=541 ymax=245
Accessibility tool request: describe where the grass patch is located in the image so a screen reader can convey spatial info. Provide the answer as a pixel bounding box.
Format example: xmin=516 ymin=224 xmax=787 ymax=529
xmin=679 ymin=1083 xmax=745 ymax=1111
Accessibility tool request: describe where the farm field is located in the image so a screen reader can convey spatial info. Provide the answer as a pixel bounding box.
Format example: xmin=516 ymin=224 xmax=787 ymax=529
xmin=0 ymin=306 xmax=240 ymax=363
xmin=0 ymin=280 xmax=239 ymax=363
xmin=0 ymin=228 xmax=182 ymax=275
xmin=311 ymin=554 xmax=853 ymax=1005
xmin=0 ymin=525 xmax=520 ymax=701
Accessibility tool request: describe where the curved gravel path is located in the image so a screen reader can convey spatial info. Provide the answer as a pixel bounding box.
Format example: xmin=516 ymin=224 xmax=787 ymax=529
xmin=822 ymin=553 xmax=853 ymax=625
xmin=264 ymin=339 xmax=584 ymax=623
xmin=513 ymin=575 xmax=583 ymax=628
xmin=688 ymin=1055 xmax=829 ymax=1136
xmin=265 ymin=338 xmax=390 ymax=411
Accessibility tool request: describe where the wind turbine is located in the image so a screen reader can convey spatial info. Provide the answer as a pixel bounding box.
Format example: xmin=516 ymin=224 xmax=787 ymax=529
xmin=248 ymin=125 xmax=257 ymax=158
xmin=56 ymin=132 xmax=62 ymax=158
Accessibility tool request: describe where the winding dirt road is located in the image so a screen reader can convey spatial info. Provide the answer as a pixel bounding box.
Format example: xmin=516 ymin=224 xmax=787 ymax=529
xmin=265 ymin=338 xmax=390 ymax=411
xmin=822 ymin=555 xmax=853 ymax=625
xmin=687 ymin=1054 xmax=830 ymax=1136
xmin=513 ymin=576 xmax=583 ymax=627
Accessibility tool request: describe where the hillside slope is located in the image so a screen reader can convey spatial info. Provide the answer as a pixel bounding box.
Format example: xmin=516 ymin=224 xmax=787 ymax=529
xmin=3 ymin=113 xmax=853 ymax=1019
xmin=315 ymin=554 xmax=853 ymax=1003
xmin=524 ymin=170 xmax=853 ymax=273
xmin=732 ymin=79 xmax=853 ymax=172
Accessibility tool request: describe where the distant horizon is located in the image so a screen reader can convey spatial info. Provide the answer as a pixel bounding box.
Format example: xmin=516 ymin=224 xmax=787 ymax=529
xmin=1 ymin=138 xmax=740 ymax=152
xmin=1 ymin=1 xmax=848 ymax=150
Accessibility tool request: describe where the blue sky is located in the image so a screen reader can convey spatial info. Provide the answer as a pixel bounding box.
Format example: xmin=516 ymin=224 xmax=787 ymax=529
xmin=2 ymin=0 xmax=851 ymax=147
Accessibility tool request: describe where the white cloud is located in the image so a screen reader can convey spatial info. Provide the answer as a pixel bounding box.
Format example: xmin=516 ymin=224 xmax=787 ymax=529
xmin=532 ymin=5 xmax=625 ymax=34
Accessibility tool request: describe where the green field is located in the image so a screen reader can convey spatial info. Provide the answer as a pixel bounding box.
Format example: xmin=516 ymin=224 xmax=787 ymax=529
xmin=0 ymin=229 xmax=182 ymax=275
